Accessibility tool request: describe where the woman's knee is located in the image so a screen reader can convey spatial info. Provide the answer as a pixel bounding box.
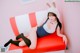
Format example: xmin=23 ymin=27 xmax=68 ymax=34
xmin=19 ymin=41 xmax=26 ymax=46
xmin=29 ymin=44 xmax=36 ymax=49
xmin=28 ymin=38 xmax=37 ymax=49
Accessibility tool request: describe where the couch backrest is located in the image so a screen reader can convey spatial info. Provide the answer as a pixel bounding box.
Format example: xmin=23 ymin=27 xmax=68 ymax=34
xmin=10 ymin=7 xmax=60 ymax=36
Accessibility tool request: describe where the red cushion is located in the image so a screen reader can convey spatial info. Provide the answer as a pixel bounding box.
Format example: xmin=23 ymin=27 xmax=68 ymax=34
xmin=9 ymin=32 xmax=65 ymax=53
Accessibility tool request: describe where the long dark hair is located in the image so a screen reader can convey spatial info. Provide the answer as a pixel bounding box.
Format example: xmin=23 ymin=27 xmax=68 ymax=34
xmin=47 ymin=12 xmax=62 ymax=30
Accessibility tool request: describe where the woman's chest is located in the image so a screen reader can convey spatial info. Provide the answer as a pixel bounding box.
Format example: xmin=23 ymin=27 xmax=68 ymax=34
xmin=46 ymin=20 xmax=57 ymax=29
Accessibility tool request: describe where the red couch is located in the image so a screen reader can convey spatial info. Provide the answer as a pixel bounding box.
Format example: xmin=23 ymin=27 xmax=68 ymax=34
xmin=9 ymin=12 xmax=66 ymax=53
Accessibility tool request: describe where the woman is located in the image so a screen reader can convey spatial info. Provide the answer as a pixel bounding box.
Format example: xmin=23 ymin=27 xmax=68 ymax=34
xmin=4 ymin=2 xmax=67 ymax=49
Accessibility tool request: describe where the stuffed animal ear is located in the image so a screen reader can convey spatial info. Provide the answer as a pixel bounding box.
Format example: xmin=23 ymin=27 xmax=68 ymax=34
xmin=46 ymin=3 xmax=51 ymax=8
xmin=46 ymin=1 xmax=56 ymax=7
xmin=52 ymin=2 xmax=56 ymax=7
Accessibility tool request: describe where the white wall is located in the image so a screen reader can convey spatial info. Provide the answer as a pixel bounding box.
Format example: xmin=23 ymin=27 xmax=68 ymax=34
xmin=55 ymin=0 xmax=80 ymax=53
xmin=63 ymin=2 xmax=80 ymax=53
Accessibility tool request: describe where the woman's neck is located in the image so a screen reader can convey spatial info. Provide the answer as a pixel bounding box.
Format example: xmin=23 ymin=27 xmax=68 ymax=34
xmin=49 ymin=19 xmax=57 ymax=24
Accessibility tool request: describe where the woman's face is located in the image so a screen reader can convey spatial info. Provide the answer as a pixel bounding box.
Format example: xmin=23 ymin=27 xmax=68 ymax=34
xmin=48 ymin=13 xmax=56 ymax=22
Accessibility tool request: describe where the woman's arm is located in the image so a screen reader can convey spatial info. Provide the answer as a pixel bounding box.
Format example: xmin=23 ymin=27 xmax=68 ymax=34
xmin=57 ymin=26 xmax=67 ymax=45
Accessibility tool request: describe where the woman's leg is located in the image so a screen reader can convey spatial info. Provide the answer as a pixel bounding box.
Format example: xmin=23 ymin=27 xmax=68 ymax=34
xmin=4 ymin=26 xmax=38 ymax=48
xmin=28 ymin=26 xmax=37 ymax=49
xmin=4 ymin=39 xmax=28 ymax=47
xmin=4 ymin=39 xmax=20 ymax=47
xmin=19 ymin=40 xmax=26 ymax=46
xmin=4 ymin=34 xmax=31 ymax=47
xmin=19 ymin=35 xmax=31 ymax=47
xmin=18 ymin=26 xmax=37 ymax=49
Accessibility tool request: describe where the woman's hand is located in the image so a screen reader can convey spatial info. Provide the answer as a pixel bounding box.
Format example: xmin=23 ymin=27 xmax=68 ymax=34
xmin=57 ymin=26 xmax=67 ymax=45
xmin=62 ymin=35 xmax=67 ymax=45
